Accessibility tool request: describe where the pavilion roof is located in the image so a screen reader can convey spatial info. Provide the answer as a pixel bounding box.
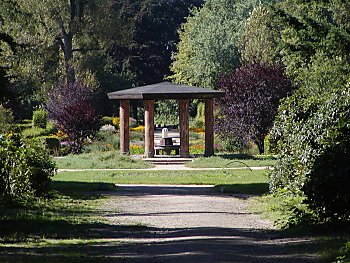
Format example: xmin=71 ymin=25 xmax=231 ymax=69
xmin=107 ymin=81 xmax=225 ymax=100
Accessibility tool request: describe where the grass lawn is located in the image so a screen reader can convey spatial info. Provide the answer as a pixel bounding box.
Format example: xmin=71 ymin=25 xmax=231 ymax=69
xmin=186 ymin=154 xmax=277 ymax=168
xmin=0 ymin=181 xmax=116 ymax=262
xmin=55 ymin=151 xmax=153 ymax=169
xmin=249 ymin=194 xmax=350 ymax=262
xmin=54 ymin=169 xmax=269 ymax=195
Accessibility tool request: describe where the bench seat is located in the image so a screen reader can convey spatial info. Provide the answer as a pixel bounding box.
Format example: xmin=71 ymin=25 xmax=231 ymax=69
xmin=154 ymin=145 xmax=180 ymax=155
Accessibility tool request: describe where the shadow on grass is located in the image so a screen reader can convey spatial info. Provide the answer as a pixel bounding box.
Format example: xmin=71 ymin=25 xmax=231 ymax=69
xmin=214 ymin=183 xmax=269 ymax=195
xmin=51 ymin=181 xmax=118 ymax=197
xmin=219 ymin=153 xmax=278 ymax=160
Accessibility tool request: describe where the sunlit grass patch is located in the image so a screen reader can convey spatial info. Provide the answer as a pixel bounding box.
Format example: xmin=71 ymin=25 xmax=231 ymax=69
xmin=186 ymin=155 xmax=277 ymax=168
xmin=54 ymin=169 xmax=269 ymax=186
xmin=55 ymin=151 xmax=153 ymax=169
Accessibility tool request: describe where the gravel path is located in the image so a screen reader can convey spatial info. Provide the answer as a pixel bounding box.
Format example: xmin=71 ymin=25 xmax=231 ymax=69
xmin=99 ymin=184 xmax=323 ymax=263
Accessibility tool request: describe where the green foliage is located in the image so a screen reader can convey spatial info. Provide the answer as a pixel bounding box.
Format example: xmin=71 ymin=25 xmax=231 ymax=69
xmin=21 ymin=121 xmax=57 ymax=138
xmin=240 ymin=5 xmax=283 ymax=64
xmin=25 ymin=139 xmax=56 ymax=196
xmin=100 ymin=116 xmax=113 ymax=126
xmin=270 ymin=84 xmax=350 ymax=223
xmin=0 ymin=104 xmax=14 ymax=133
xmin=83 ymin=130 xmax=120 ymax=153
xmin=155 ymin=100 xmax=179 ymax=126
xmin=0 ymin=133 xmax=32 ymax=205
xmin=250 ymin=190 xmax=315 ymax=228
xmin=274 ymin=0 xmax=350 ymax=83
xmin=32 ymin=109 xmax=48 ymax=129
xmin=221 ymin=136 xmax=248 ymax=153
xmin=0 ymin=133 xmax=55 ymax=205
xmin=259 ymin=0 xmax=350 ymax=225
xmin=194 ymin=102 xmax=205 ymax=128
xmin=170 ymin=0 xmax=275 ymax=88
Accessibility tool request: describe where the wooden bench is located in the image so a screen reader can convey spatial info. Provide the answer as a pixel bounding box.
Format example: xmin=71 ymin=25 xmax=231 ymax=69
xmin=154 ymin=145 xmax=180 ymax=155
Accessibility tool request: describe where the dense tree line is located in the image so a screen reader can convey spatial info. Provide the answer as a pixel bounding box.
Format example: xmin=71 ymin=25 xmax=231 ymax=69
xmin=0 ymin=0 xmax=202 ymax=118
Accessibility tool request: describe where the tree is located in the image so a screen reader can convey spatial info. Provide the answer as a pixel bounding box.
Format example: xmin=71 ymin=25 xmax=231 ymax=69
xmin=216 ymin=62 xmax=292 ymax=154
xmin=170 ymin=0 xmax=278 ymax=89
xmin=46 ymin=80 xmax=99 ymax=153
xmin=0 ymin=0 xmax=139 ymax=117
xmin=111 ymin=0 xmax=203 ymax=86
xmin=273 ymin=0 xmax=350 ymax=84
xmin=239 ymin=5 xmax=283 ymax=64
xmin=3 ymin=0 xmax=131 ymax=83
xmin=267 ymin=0 xmax=350 ymax=223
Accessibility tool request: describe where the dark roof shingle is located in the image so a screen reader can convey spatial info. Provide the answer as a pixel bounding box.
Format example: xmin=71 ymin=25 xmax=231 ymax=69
xmin=107 ymin=82 xmax=224 ymax=100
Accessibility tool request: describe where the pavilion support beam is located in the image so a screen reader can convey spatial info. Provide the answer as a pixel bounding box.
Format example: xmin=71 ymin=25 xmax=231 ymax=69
xmin=144 ymin=100 xmax=155 ymax=158
xmin=179 ymin=99 xmax=190 ymax=158
xmin=119 ymin=100 xmax=130 ymax=155
xmin=204 ymin=98 xmax=214 ymax=157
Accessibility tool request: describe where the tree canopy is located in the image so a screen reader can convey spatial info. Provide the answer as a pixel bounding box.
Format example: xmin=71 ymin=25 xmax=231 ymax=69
xmin=170 ymin=0 xmax=278 ymax=89
xmin=216 ymin=62 xmax=292 ymax=154
xmin=0 ymin=0 xmax=200 ymax=118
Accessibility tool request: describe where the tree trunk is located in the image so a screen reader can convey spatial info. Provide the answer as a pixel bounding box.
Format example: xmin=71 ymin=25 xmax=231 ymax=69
xmin=62 ymin=32 xmax=75 ymax=83
xmin=256 ymin=139 xmax=265 ymax=154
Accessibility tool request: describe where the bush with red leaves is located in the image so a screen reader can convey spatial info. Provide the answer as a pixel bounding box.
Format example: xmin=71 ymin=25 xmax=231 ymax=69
xmin=216 ymin=62 xmax=292 ymax=154
xmin=46 ymin=81 xmax=100 ymax=153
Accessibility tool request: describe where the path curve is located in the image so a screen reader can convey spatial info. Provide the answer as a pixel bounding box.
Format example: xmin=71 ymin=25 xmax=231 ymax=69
xmin=98 ymin=184 xmax=322 ymax=263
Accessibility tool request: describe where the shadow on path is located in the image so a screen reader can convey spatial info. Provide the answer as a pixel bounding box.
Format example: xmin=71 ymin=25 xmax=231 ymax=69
xmin=0 ymin=223 xmax=325 ymax=263
xmin=0 ymin=183 xmax=326 ymax=263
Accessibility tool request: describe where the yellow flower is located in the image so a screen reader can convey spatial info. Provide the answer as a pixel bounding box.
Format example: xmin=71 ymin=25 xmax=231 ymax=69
xmin=130 ymin=126 xmax=145 ymax=131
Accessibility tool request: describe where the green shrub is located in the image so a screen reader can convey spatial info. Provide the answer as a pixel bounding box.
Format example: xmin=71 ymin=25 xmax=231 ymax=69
xmin=194 ymin=102 xmax=205 ymax=128
xmin=222 ymin=136 xmax=248 ymax=153
xmin=100 ymin=116 xmax=113 ymax=126
xmin=22 ymin=121 xmax=57 ymax=139
xmin=0 ymin=133 xmax=56 ymax=205
xmin=45 ymin=137 xmax=60 ymax=155
xmin=25 ymin=139 xmax=56 ymax=196
xmin=0 ymin=105 xmax=14 ymax=134
xmin=32 ymin=109 xmax=48 ymax=129
xmin=270 ymin=86 xmax=350 ymax=223
xmin=0 ymin=133 xmax=32 ymax=204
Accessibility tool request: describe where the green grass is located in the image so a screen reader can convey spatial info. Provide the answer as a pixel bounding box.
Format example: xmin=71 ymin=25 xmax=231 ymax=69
xmin=54 ymin=169 xmax=269 ymax=193
xmin=0 ymin=180 xmax=144 ymax=262
xmin=0 ymin=182 xmax=108 ymax=239
xmin=249 ymin=193 xmax=350 ymax=262
xmin=186 ymin=154 xmax=277 ymax=168
xmin=55 ymin=151 xmax=154 ymax=169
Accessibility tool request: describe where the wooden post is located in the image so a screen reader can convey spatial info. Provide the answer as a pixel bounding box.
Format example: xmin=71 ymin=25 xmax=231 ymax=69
xmin=204 ymin=98 xmax=214 ymax=157
xmin=119 ymin=100 xmax=130 ymax=155
xmin=179 ymin=99 xmax=189 ymax=158
xmin=144 ymin=100 xmax=155 ymax=158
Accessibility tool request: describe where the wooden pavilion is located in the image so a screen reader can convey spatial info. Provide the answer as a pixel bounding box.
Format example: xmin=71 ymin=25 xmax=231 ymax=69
xmin=107 ymin=82 xmax=224 ymax=158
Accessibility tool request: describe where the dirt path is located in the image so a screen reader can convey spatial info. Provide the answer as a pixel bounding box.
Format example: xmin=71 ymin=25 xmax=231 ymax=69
xmin=99 ymin=184 xmax=323 ymax=263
